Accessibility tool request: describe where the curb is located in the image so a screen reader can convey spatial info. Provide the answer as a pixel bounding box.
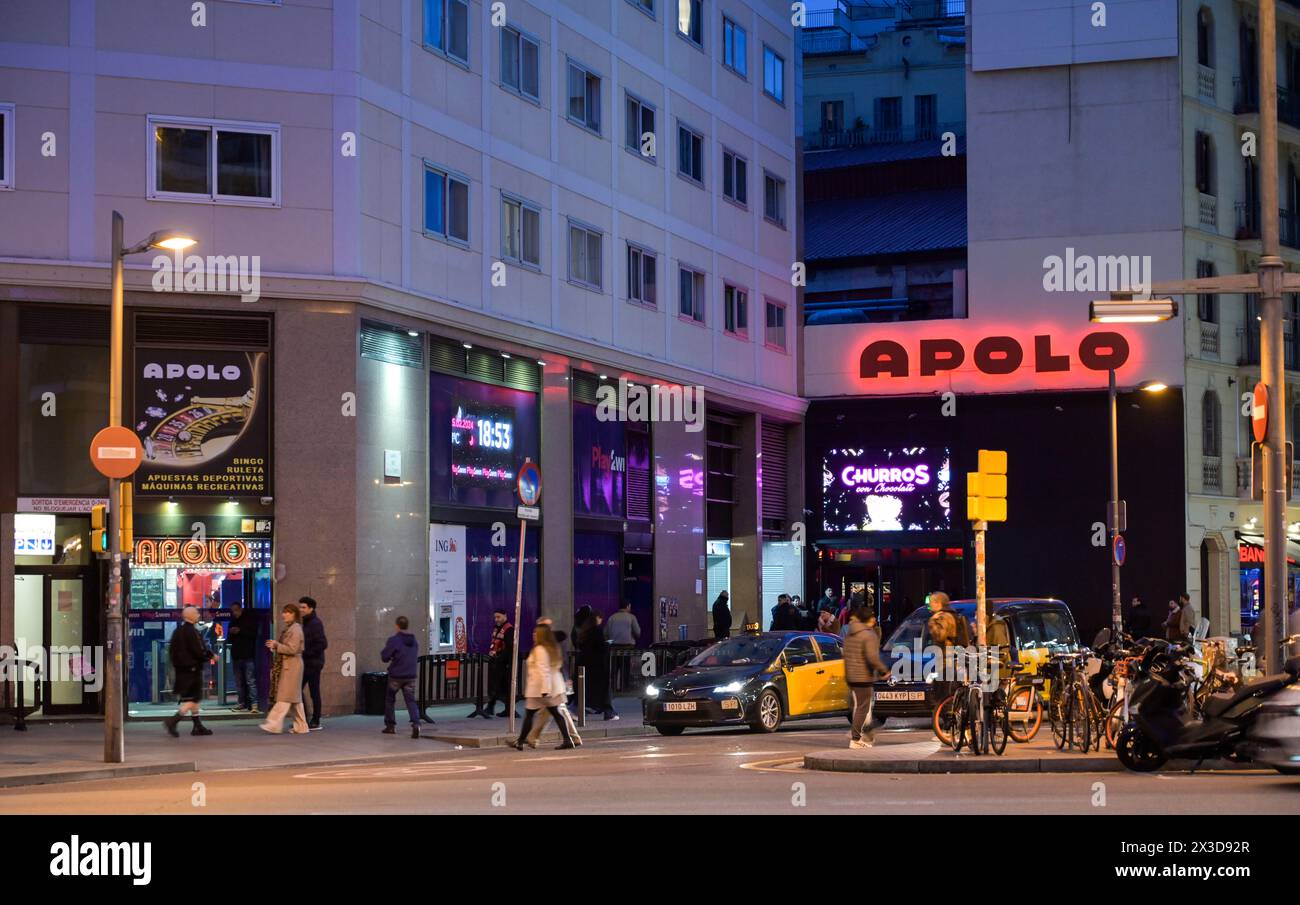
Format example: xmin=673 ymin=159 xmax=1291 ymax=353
xmin=0 ymin=761 xmax=196 ymax=789
xmin=803 ymin=751 xmax=1254 ymax=775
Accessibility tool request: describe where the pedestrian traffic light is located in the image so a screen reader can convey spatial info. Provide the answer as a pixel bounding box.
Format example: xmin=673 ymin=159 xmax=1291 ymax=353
xmin=967 ymin=449 xmax=1008 ymax=523
xmin=90 ymin=504 xmax=109 ymax=554
xmin=119 ymin=481 xmax=133 ymax=552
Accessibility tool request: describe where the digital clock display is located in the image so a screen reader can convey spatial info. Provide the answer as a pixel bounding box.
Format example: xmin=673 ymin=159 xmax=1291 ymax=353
xmin=451 ymin=407 xmax=514 ymax=452
xmin=431 ymin=375 xmax=539 ymax=511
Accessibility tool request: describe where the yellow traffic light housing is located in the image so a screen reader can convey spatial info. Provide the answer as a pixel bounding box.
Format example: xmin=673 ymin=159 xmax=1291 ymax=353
xmin=967 ymin=449 xmax=1008 ymax=523
xmin=119 ymin=481 xmax=133 ymax=551
xmin=90 ymin=504 xmax=109 ymax=554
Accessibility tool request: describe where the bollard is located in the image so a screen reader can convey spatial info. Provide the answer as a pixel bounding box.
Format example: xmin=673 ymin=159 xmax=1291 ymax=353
xmin=577 ymin=666 xmax=587 ymax=729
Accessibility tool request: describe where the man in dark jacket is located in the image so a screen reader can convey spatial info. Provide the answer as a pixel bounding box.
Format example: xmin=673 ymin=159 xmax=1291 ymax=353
xmin=1126 ymin=596 xmax=1152 ymax=639
xmin=380 ymin=615 xmax=422 ymax=738
xmin=298 ymin=596 xmax=328 ymax=729
xmin=844 ymin=607 xmax=889 ymax=748
xmin=164 ymin=606 xmax=216 ymax=737
xmin=227 ymin=602 xmax=260 ymax=713
xmin=711 ymin=591 xmax=732 ymax=640
xmin=474 ymin=608 xmax=515 ymax=718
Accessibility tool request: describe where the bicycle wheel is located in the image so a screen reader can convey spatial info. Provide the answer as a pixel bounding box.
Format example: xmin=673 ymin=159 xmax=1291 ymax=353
xmin=1104 ymin=699 xmax=1125 ymax=749
xmin=1068 ymin=684 xmax=1091 ymax=753
xmin=932 ymin=694 xmax=957 ymax=746
xmin=1008 ymin=687 xmax=1043 ymax=743
xmin=950 ymin=692 xmax=967 ymax=753
xmin=967 ymin=686 xmax=987 ymax=755
xmin=989 ymin=691 xmax=1010 ymax=755
xmin=1049 ymin=686 xmax=1068 ymax=750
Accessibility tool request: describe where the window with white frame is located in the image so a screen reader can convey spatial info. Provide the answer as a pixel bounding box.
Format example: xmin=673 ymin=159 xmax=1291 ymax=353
xmin=567 ymin=61 xmax=602 ymax=133
xmin=501 ymin=25 xmax=540 ymax=100
xmin=764 ymin=298 xmax=786 ymax=349
xmin=502 ymin=194 xmax=541 ymax=267
xmin=677 ymin=0 xmax=703 ymax=46
xmin=724 ymin=284 xmax=748 ymax=336
xmin=763 ymin=171 xmax=786 ymax=227
xmin=722 ymin=149 xmax=747 ymax=205
xmin=679 ymin=266 xmax=705 ymax=322
xmin=423 ymin=0 xmax=469 ymax=64
xmin=627 ymin=243 xmax=657 ymax=306
xmin=722 ymin=16 xmax=747 ymax=77
xmin=763 ymin=45 xmax=784 ymax=103
xmin=568 ymin=221 xmax=603 ymax=289
xmin=678 ymin=122 xmax=704 ymax=184
xmin=424 ymin=164 xmax=470 ymax=243
xmin=625 ymin=93 xmax=657 ymax=160
xmin=0 ymin=103 xmax=13 ymax=190
xmin=148 ymin=116 xmax=278 ymax=204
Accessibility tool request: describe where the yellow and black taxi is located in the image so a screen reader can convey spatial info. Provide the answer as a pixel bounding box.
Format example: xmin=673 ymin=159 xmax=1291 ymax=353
xmin=871 ymin=597 xmax=1081 ymax=719
xmin=643 ymin=630 xmax=849 ymax=735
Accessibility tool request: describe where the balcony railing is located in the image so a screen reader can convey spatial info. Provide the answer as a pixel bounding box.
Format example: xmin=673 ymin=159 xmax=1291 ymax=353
xmin=807 ymin=121 xmax=964 ymax=150
xmin=1201 ymin=321 xmax=1220 ymax=357
xmin=1198 ymin=65 xmax=1216 ymax=102
xmin=1199 ymin=193 xmax=1217 ymax=229
xmin=1233 ymin=76 xmax=1300 ymax=129
xmin=1203 ymin=456 xmax=1222 ymax=493
xmin=802 ymin=30 xmax=875 ymax=55
xmin=1235 ymin=203 xmax=1300 ymax=248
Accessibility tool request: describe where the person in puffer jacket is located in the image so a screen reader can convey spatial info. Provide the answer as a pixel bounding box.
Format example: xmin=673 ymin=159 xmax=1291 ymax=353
xmin=509 ymin=622 xmax=577 ymax=751
xmin=380 ymin=616 xmax=422 ymax=738
xmin=844 ymin=607 xmax=889 ymax=749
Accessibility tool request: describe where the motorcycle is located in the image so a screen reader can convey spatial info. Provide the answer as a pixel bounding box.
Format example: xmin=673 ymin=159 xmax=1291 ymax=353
xmin=1115 ymin=639 xmax=1300 ymax=772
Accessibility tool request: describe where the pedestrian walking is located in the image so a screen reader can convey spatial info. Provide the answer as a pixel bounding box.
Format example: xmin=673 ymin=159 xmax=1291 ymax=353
xmin=227 ymin=601 xmax=260 ymax=713
xmin=259 ymin=603 xmax=309 ymax=735
xmin=524 ymin=621 xmax=583 ymax=748
xmin=380 ymin=615 xmax=422 ymax=738
xmin=163 ymin=606 xmax=217 ymax=737
xmin=711 ymin=590 xmax=732 ymax=640
xmin=844 ymin=607 xmax=889 ymax=749
xmin=298 ymin=596 xmax=328 ymax=730
xmin=509 ymin=622 xmax=578 ymax=751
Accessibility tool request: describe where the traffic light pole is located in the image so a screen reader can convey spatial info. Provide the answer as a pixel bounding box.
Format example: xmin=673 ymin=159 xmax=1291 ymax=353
xmin=105 ymin=212 xmax=126 ymax=763
xmin=974 ymin=520 xmax=987 ymax=647
xmin=1259 ymin=0 xmax=1290 ymax=676
xmin=1108 ymin=368 xmax=1122 ymax=638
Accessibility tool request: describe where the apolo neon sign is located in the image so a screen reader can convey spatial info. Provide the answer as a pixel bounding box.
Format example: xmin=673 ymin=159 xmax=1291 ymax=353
xmin=860 ymin=331 xmax=1129 ymax=380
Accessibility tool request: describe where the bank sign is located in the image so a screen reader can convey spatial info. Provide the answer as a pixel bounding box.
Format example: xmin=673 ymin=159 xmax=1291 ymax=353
xmin=822 ymin=448 xmax=951 ymax=533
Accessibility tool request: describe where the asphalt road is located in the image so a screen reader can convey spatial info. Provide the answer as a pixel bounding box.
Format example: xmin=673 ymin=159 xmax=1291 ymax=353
xmin=3 ymin=724 xmax=1298 ymax=815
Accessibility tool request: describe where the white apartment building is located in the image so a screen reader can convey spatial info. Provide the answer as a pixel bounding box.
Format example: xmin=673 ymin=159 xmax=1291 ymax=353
xmin=0 ymin=0 xmax=804 ymax=716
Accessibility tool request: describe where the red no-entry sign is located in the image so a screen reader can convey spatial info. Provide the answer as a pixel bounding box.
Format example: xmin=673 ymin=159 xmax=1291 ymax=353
xmin=1253 ymin=382 xmax=1269 ymax=443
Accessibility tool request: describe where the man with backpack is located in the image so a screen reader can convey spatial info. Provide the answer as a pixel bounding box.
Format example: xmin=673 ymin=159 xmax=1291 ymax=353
xmin=926 ymin=591 xmax=972 ymax=683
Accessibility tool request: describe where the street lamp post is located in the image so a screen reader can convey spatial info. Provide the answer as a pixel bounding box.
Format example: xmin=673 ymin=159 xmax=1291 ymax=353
xmin=104 ymin=212 xmax=195 ymax=763
xmin=1090 ymin=300 xmax=1176 ymax=639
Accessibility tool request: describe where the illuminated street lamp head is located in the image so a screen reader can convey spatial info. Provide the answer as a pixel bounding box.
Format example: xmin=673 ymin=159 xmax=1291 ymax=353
xmin=1089 ymin=298 xmax=1178 ymax=323
xmin=1139 ymin=380 xmax=1168 ymax=393
xmin=122 ymin=229 xmax=197 ymax=256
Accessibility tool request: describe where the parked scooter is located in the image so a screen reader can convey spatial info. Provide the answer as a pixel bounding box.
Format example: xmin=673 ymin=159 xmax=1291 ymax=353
xmin=1242 ymin=635 xmax=1300 ymax=776
xmin=1115 ymin=638 xmax=1300 ymax=772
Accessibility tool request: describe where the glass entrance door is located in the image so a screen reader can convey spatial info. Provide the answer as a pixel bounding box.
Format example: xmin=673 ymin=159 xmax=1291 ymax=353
xmin=12 ymin=568 xmax=99 ymax=715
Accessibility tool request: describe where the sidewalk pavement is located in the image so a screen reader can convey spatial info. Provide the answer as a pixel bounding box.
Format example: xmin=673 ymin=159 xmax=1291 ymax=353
xmin=0 ymin=697 xmax=648 ymax=789
xmin=803 ymin=728 xmax=1246 ymax=774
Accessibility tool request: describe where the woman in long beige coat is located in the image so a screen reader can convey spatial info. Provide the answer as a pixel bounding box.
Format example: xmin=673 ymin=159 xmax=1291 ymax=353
xmin=259 ymin=603 xmax=309 ymax=734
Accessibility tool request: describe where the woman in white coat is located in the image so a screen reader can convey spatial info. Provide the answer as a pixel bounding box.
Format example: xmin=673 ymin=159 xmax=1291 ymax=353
xmin=508 ymin=622 xmax=577 ymax=751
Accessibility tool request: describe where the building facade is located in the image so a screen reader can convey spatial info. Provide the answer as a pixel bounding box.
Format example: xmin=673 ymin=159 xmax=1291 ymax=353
xmin=0 ymin=0 xmax=804 ymax=717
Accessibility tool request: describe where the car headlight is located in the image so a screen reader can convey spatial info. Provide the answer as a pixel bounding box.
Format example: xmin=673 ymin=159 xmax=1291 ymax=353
xmin=714 ymin=681 xmax=744 ymax=693
xmin=645 ymin=684 xmax=660 ymax=697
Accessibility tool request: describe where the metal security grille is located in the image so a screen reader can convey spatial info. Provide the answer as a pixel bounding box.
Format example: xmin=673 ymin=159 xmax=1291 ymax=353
xmin=761 ymin=420 xmax=789 ymax=531
xmin=135 ymin=312 xmax=271 ymax=349
xmin=427 ymin=333 xmax=540 ymax=393
xmin=19 ymin=305 xmax=110 ymax=345
xmin=360 ymin=320 xmax=424 ymax=368
xmin=627 ymin=427 xmax=651 ymax=522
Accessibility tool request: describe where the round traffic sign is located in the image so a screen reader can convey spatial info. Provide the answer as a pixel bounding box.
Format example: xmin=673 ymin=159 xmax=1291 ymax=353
xmin=89 ymin=426 xmax=144 ymax=479
xmin=1252 ymin=382 xmax=1269 ymax=443
xmin=517 ymin=460 xmax=541 ymax=507
xmin=1112 ymin=534 xmax=1127 ymax=568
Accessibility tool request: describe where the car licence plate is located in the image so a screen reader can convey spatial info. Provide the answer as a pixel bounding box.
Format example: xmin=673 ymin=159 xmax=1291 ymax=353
xmin=663 ymin=702 xmax=697 ymax=712
xmin=876 ymin=691 xmax=926 ymax=701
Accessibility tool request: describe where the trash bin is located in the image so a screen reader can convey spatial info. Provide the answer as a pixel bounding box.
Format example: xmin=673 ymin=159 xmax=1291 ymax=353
xmin=362 ymin=671 xmax=388 ymax=715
